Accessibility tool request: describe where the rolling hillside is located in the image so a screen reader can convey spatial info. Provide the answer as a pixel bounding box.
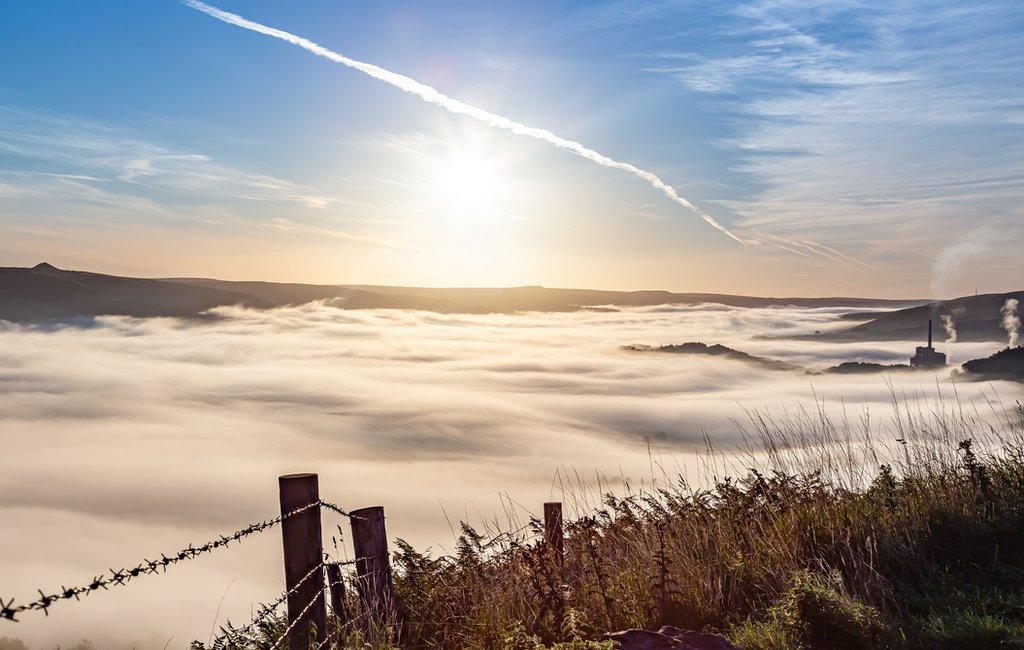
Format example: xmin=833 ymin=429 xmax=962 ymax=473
xmin=0 ymin=262 xmax=927 ymax=322
xmin=0 ymin=263 xmax=267 ymax=322
xmin=823 ymin=291 xmax=1024 ymax=343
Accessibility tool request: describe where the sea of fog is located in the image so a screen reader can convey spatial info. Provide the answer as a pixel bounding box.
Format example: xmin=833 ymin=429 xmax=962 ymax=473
xmin=0 ymin=302 xmax=1018 ymax=648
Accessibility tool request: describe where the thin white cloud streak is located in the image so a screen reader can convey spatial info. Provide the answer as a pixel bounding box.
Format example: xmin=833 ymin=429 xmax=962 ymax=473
xmin=757 ymin=232 xmax=881 ymax=278
xmin=792 ymin=238 xmax=881 ymax=276
xmin=184 ymin=1 xmax=748 ymax=245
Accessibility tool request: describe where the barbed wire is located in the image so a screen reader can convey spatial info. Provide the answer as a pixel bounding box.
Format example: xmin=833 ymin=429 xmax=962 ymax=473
xmin=317 ymin=600 xmax=376 ymax=650
xmin=320 ymin=501 xmax=363 ymax=521
xmin=208 ymin=562 xmax=327 ymax=649
xmin=205 ymin=558 xmax=360 ymax=650
xmin=2 ymin=499 xmax=356 ymax=622
xmin=274 ymin=574 xmax=377 ymax=650
xmin=255 ymin=564 xmax=324 ymax=625
xmin=267 ymin=582 xmax=336 ymax=650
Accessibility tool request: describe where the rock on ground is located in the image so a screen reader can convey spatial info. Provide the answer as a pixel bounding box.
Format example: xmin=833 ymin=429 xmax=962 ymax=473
xmin=603 ymin=626 xmax=739 ymax=650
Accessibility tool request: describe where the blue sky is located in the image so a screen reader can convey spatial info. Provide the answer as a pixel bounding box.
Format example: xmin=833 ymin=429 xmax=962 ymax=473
xmin=1 ymin=0 xmax=1022 ymax=296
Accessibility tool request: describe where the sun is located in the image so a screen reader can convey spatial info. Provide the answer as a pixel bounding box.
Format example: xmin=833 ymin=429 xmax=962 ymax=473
xmin=431 ymin=146 xmax=510 ymax=222
xmin=437 ymin=156 xmax=499 ymax=210
xmin=410 ymin=131 xmax=533 ymax=279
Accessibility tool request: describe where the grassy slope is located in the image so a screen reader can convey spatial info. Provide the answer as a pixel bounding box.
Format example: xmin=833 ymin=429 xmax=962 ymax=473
xmin=388 ymin=397 xmax=1024 ymax=649
xmin=197 ymin=394 xmax=1024 ymax=649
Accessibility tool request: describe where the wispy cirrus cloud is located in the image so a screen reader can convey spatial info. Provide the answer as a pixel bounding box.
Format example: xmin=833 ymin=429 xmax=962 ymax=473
xmin=260 ymin=216 xmax=416 ymax=249
xmin=596 ymin=0 xmax=1024 ymax=294
xmin=0 ymin=107 xmax=333 ymax=209
xmin=0 ymin=106 xmax=430 ymax=260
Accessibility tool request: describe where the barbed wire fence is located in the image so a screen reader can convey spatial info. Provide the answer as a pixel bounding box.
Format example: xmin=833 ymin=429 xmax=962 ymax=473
xmin=0 ymin=499 xmax=359 ymax=623
xmin=1 ymin=501 xmax=323 ymax=622
xmin=1 ymin=474 xmax=563 ymax=650
xmin=205 ymin=561 xmax=334 ymax=649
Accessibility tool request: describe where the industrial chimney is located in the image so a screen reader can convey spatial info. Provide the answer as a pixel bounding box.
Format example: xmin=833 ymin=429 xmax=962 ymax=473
xmin=911 ymin=319 xmax=946 ymax=368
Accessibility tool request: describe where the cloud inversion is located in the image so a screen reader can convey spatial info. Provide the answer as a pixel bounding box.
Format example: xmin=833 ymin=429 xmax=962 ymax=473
xmin=0 ymin=302 xmax=1016 ymax=647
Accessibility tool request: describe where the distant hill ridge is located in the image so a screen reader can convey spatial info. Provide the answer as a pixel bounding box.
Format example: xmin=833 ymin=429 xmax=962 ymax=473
xmin=623 ymin=342 xmax=799 ymax=371
xmin=960 ymin=347 xmax=1024 ymax=381
xmin=0 ymin=262 xmax=266 ymax=322
xmin=0 ymin=263 xmax=925 ymax=323
xmin=799 ymin=291 xmax=1024 ymax=343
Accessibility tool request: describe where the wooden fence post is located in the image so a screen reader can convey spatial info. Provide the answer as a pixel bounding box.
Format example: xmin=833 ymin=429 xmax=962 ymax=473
xmin=544 ymin=502 xmax=564 ymax=564
xmin=350 ymin=506 xmax=396 ymax=629
xmin=326 ymin=562 xmax=349 ymax=643
xmin=279 ymin=473 xmax=326 ymax=647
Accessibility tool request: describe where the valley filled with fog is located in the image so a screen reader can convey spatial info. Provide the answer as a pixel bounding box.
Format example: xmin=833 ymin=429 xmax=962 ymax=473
xmin=0 ymin=302 xmax=1018 ymax=648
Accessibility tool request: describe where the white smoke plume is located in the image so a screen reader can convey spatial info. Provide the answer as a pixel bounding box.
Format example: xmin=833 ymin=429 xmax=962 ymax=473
xmin=1001 ymin=298 xmax=1020 ymax=347
xmin=183 ymin=1 xmax=751 ymax=243
xmin=930 ymin=224 xmax=996 ymax=297
xmin=940 ymin=313 xmax=957 ymax=344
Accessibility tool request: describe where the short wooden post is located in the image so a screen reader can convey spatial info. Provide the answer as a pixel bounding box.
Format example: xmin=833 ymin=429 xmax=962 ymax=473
xmin=544 ymin=502 xmax=564 ymax=564
xmin=326 ymin=562 xmax=349 ymax=642
xmin=279 ymin=473 xmax=326 ymax=647
xmin=350 ymin=506 xmax=396 ymax=626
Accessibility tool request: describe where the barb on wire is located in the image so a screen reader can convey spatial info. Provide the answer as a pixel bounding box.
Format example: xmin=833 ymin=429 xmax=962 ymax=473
xmin=1 ymin=500 xmax=323 ymax=622
xmin=320 ymin=501 xmax=363 ymax=520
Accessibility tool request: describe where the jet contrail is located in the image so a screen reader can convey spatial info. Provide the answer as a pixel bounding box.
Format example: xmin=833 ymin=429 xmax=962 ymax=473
xmin=184 ymin=0 xmax=747 ymax=245
xmin=757 ymin=233 xmax=881 ymax=277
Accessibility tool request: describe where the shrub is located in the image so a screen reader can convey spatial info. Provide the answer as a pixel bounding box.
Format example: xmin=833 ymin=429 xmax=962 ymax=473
xmin=772 ymin=571 xmax=888 ymax=649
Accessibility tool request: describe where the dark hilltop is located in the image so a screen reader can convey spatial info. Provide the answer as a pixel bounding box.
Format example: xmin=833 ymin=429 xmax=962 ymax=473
xmin=623 ymin=342 xmax=800 ymax=372
xmin=0 ymin=262 xmax=924 ymax=323
xmin=959 ymin=347 xmax=1024 ymax=381
xmin=803 ymin=291 xmax=1024 ymax=343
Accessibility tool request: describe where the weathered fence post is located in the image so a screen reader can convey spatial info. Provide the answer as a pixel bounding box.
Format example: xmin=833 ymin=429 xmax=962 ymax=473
xmin=544 ymin=502 xmax=564 ymax=564
xmin=350 ymin=506 xmax=396 ymax=630
xmin=326 ymin=562 xmax=349 ymax=643
xmin=279 ymin=473 xmax=326 ymax=647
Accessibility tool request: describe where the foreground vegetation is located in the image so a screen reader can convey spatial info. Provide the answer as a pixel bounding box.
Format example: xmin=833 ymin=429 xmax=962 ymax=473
xmin=391 ymin=392 xmax=1024 ymax=649
xmin=206 ymin=389 xmax=1024 ymax=649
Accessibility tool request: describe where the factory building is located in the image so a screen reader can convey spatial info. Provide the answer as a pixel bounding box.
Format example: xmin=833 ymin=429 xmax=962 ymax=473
xmin=910 ymin=319 xmax=947 ymax=368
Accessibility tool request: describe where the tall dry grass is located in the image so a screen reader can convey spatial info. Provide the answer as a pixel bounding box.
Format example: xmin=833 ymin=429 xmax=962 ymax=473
xmin=390 ymin=386 xmax=1024 ymax=648
xmin=202 ymin=386 xmax=1024 ymax=649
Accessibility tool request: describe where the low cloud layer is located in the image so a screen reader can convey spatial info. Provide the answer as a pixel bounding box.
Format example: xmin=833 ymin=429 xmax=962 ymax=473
xmin=0 ymin=303 xmax=1016 ymax=647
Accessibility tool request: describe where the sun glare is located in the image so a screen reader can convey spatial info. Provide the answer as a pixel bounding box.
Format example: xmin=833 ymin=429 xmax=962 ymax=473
xmin=419 ymin=138 xmax=530 ymax=280
xmin=437 ymin=156 xmax=500 ymax=213
xmin=433 ymin=151 xmax=509 ymax=222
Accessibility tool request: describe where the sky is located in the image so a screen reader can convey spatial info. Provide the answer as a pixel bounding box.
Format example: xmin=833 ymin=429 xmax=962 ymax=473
xmin=1 ymin=0 xmax=1023 ymax=297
